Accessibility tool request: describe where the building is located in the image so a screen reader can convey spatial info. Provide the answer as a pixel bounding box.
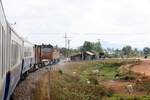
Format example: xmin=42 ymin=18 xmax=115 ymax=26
xmin=71 ymin=51 xmax=96 ymax=61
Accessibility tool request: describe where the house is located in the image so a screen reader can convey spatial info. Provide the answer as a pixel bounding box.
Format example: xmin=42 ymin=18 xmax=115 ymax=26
xmin=70 ymin=53 xmax=82 ymax=61
xmin=71 ymin=51 xmax=96 ymax=61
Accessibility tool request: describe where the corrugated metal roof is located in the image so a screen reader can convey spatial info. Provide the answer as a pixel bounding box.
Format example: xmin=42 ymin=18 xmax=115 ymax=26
xmin=85 ymin=51 xmax=95 ymax=55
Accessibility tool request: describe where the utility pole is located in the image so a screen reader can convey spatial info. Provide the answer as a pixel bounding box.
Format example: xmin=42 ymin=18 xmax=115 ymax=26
xmin=64 ymin=33 xmax=67 ymax=49
xmin=67 ymin=39 xmax=71 ymax=57
xmin=64 ymin=33 xmax=68 ymax=57
xmin=97 ymin=38 xmax=101 ymax=60
xmin=98 ymin=39 xmax=100 ymax=45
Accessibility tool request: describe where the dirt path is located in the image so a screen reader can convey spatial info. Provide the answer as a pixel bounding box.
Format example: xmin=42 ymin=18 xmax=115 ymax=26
xmin=102 ymin=80 xmax=131 ymax=94
xmin=131 ymin=60 xmax=150 ymax=76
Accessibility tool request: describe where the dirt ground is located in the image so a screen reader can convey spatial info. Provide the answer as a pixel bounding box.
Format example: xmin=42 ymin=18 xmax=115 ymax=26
xmin=102 ymin=80 xmax=131 ymax=94
xmin=131 ymin=60 xmax=150 ymax=76
xmin=103 ymin=60 xmax=150 ymax=94
xmin=102 ymin=60 xmax=150 ymax=95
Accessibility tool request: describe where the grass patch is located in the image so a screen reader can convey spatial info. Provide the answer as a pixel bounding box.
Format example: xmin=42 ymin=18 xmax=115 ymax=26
xmin=105 ymin=94 xmax=150 ymax=100
xmin=51 ymin=71 xmax=113 ymax=100
xmin=49 ymin=59 xmax=145 ymax=100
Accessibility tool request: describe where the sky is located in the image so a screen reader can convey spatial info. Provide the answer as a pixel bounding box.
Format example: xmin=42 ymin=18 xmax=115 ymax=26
xmin=2 ymin=0 xmax=150 ymax=49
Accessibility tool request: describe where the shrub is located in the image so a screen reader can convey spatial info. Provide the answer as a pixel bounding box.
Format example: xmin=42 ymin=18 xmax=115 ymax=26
xmin=88 ymin=76 xmax=99 ymax=85
xmin=58 ymin=70 xmax=64 ymax=75
xmin=119 ymin=75 xmax=135 ymax=81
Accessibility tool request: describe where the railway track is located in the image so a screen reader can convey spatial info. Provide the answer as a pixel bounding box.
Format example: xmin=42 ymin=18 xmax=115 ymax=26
xmin=11 ymin=61 xmax=65 ymax=100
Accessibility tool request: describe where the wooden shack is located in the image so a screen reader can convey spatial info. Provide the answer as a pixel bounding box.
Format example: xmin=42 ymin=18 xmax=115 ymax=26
xmin=71 ymin=51 xmax=96 ymax=61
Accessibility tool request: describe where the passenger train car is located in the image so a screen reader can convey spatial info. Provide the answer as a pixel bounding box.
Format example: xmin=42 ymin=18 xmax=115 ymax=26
xmin=21 ymin=40 xmax=34 ymax=79
xmin=0 ymin=1 xmax=24 ymax=98
xmin=0 ymin=1 xmax=12 ymax=99
xmin=0 ymin=1 xmax=60 ymax=100
xmin=9 ymin=26 xmax=24 ymax=100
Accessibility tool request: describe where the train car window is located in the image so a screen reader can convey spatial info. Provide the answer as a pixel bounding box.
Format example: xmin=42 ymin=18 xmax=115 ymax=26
xmin=5 ymin=27 xmax=9 ymax=74
xmin=20 ymin=46 xmax=22 ymax=60
xmin=0 ymin=24 xmax=1 ymax=77
xmin=11 ymin=40 xmax=21 ymax=67
xmin=2 ymin=26 xmax=5 ymax=77
xmin=42 ymin=48 xmax=52 ymax=53
xmin=6 ymin=27 xmax=11 ymax=72
xmin=24 ymin=47 xmax=32 ymax=57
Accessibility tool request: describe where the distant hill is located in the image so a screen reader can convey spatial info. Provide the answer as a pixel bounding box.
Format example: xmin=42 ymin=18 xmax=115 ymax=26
xmin=101 ymin=41 xmax=124 ymax=49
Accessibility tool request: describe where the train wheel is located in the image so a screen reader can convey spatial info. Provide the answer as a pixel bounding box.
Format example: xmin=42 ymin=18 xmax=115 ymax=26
xmin=20 ymin=71 xmax=28 ymax=81
xmin=10 ymin=95 xmax=14 ymax=100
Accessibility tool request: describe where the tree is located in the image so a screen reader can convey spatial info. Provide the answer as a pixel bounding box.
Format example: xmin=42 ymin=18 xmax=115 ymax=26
xmin=122 ymin=46 xmax=133 ymax=57
xmin=114 ymin=49 xmax=122 ymax=57
xmin=82 ymin=41 xmax=93 ymax=51
xmin=80 ymin=41 xmax=104 ymax=53
xmin=93 ymin=42 xmax=103 ymax=53
xmin=133 ymin=48 xmax=139 ymax=57
xmin=143 ymin=47 xmax=150 ymax=56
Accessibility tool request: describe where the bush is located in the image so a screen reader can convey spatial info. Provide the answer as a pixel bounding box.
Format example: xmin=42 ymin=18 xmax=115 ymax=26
xmin=88 ymin=76 xmax=99 ymax=85
xmin=119 ymin=75 xmax=135 ymax=81
xmin=58 ymin=70 xmax=64 ymax=75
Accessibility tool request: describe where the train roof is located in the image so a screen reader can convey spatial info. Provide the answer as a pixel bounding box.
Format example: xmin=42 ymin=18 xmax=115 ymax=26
xmin=23 ymin=39 xmax=34 ymax=45
xmin=7 ymin=22 xmax=24 ymax=40
xmin=35 ymin=44 xmax=54 ymax=48
xmin=0 ymin=0 xmax=7 ymax=23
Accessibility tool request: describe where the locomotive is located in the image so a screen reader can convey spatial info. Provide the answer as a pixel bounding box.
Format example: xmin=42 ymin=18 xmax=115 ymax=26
xmin=0 ymin=1 xmax=60 ymax=100
xmin=34 ymin=44 xmax=60 ymax=67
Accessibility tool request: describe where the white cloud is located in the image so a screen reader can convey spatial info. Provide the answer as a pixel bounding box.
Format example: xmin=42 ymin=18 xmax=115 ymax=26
xmin=2 ymin=0 xmax=150 ymax=48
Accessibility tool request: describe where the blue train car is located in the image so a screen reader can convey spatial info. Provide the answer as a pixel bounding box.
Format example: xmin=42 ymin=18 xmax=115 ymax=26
xmin=0 ymin=1 xmax=12 ymax=100
xmin=9 ymin=28 xmax=23 ymax=99
xmin=21 ymin=40 xmax=34 ymax=79
xmin=0 ymin=1 xmax=24 ymax=100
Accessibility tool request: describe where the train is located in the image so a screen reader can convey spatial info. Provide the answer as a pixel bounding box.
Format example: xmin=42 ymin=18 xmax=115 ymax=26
xmin=34 ymin=44 xmax=60 ymax=67
xmin=0 ymin=1 xmax=60 ymax=100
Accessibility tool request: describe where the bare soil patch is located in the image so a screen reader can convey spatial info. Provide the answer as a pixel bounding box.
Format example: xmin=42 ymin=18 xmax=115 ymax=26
xmin=132 ymin=60 xmax=150 ymax=76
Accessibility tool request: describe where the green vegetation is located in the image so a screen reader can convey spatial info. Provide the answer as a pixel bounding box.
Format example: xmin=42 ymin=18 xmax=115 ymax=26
xmin=60 ymin=40 xmax=150 ymax=58
xmin=50 ymin=59 xmax=150 ymax=100
xmin=143 ymin=47 xmax=150 ymax=57
xmin=79 ymin=41 xmax=103 ymax=53
xmin=105 ymin=94 xmax=150 ymax=100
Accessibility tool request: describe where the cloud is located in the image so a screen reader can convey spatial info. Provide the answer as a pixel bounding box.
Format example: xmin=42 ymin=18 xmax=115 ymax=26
xmin=2 ymin=0 xmax=150 ymax=48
